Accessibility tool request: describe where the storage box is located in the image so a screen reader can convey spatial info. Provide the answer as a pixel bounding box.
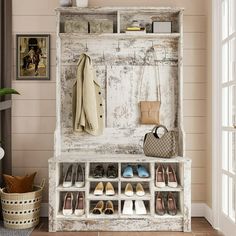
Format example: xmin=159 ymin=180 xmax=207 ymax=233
xmin=89 ymin=19 xmax=113 ymax=33
xmin=64 ymin=20 xmax=88 ymax=33
xmin=152 ymin=21 xmax=172 ymax=33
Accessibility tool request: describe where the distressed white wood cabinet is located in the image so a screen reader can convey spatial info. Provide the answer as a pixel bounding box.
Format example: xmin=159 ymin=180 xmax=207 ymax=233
xmin=49 ymin=7 xmax=191 ymax=232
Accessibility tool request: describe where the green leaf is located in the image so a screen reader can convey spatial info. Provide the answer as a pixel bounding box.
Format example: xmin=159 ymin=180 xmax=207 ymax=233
xmin=0 ymin=88 xmax=20 ymax=96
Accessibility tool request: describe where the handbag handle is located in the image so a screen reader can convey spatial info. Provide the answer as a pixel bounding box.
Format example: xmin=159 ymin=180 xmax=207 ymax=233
xmin=152 ymin=125 xmax=168 ymax=137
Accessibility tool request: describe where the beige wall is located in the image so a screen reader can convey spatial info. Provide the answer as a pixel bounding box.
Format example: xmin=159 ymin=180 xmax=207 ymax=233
xmin=12 ymin=0 xmax=210 ymax=205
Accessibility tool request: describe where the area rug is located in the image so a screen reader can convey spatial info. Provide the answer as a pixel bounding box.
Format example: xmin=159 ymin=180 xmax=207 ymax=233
xmin=0 ymin=222 xmax=34 ymax=236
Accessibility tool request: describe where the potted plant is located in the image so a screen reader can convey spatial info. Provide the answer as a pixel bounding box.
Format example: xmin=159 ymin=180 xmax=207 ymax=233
xmin=0 ymin=87 xmax=19 ymax=160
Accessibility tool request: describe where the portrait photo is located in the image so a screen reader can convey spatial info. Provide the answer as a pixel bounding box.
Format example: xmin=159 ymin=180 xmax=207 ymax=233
xmin=16 ymin=34 xmax=50 ymax=80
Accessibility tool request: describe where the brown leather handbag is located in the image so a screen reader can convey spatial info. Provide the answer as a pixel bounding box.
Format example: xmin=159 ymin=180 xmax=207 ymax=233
xmin=139 ymin=49 xmax=161 ymax=124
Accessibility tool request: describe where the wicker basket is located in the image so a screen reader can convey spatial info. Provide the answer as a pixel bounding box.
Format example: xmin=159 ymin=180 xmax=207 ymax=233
xmin=0 ymin=179 xmax=45 ymax=229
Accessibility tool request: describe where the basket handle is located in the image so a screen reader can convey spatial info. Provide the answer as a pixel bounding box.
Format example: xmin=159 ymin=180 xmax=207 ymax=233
xmin=40 ymin=178 xmax=46 ymax=190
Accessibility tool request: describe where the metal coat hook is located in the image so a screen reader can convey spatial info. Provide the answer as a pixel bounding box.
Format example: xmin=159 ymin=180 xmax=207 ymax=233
xmin=85 ymin=42 xmax=88 ymax=52
xmin=116 ymin=40 xmax=121 ymax=52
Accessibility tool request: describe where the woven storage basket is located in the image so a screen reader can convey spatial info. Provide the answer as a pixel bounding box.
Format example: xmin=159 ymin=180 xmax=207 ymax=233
xmin=0 ymin=179 xmax=45 ymax=229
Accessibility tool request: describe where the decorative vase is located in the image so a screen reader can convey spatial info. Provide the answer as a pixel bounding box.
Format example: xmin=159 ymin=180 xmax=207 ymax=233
xmin=60 ymin=0 xmax=72 ymax=7
xmin=76 ymin=0 xmax=88 ymax=7
xmin=0 ymin=147 xmax=5 ymax=160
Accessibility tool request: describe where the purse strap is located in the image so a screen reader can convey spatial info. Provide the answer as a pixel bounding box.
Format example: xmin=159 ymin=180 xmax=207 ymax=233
xmin=152 ymin=125 xmax=168 ymax=137
xmin=138 ymin=47 xmax=161 ymax=103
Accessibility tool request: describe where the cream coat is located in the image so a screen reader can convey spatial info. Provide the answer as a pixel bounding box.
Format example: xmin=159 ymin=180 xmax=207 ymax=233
xmin=72 ymin=54 xmax=104 ymax=136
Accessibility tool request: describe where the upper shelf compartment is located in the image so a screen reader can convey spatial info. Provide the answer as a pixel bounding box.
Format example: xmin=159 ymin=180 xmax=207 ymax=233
xmin=56 ymin=7 xmax=183 ymax=35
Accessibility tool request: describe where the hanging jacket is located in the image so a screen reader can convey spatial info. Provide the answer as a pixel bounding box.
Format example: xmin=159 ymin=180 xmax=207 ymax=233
xmin=72 ymin=53 xmax=104 ymax=136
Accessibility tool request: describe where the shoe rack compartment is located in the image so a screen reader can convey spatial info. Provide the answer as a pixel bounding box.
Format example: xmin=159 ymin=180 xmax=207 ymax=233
xmin=154 ymin=162 xmax=183 ymax=192
xmin=120 ymin=162 xmax=152 ymax=181
xmin=88 ymin=162 xmax=119 ymax=180
xmin=58 ymin=191 xmax=86 ymax=218
xmin=89 ymin=200 xmax=119 ymax=218
xmin=120 ymin=182 xmax=151 ymax=200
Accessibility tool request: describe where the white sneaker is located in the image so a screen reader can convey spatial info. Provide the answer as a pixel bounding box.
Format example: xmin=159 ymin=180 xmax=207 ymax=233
xmin=122 ymin=200 xmax=133 ymax=215
xmin=135 ymin=200 xmax=147 ymax=215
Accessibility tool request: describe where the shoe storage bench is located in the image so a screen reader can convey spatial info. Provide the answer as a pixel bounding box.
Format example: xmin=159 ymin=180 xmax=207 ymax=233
xmin=50 ymin=6 xmax=191 ymax=233
xmin=49 ymin=154 xmax=191 ymax=232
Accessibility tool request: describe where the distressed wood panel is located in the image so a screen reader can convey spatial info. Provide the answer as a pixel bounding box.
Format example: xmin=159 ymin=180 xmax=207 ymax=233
xmin=12 ymin=117 xmax=56 ymax=134
xmin=13 ymin=16 xmax=56 ymax=32
xmin=12 ymin=150 xmax=53 ymax=168
xmin=12 ymin=100 xmax=56 ymax=117
xmin=185 ymin=134 xmax=207 ymax=150
xmin=12 ymin=82 xmax=56 ymax=100
xmin=185 ymin=150 xmax=206 ymax=167
xmin=88 ymin=0 xmax=207 ymax=15
xmin=183 ymin=50 xmax=206 ymax=66
xmin=184 ymin=16 xmax=206 ymax=33
xmin=184 ymin=33 xmax=206 ymax=49
xmin=183 ymin=100 xmax=207 ymax=117
xmin=183 ymin=83 xmax=207 ymax=100
xmin=183 ymin=66 xmax=206 ymax=83
xmin=12 ymin=134 xmax=54 ymax=151
xmin=183 ymin=117 xmax=206 ymax=133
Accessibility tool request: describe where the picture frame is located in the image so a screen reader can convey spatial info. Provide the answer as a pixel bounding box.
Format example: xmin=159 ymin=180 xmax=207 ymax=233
xmin=16 ymin=34 xmax=50 ymax=80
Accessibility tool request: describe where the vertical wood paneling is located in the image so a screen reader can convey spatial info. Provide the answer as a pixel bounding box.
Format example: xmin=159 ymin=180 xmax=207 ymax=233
xmin=12 ymin=0 xmax=209 ymax=204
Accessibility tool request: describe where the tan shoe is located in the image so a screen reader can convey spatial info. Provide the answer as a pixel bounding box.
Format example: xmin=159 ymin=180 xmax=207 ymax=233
xmin=105 ymin=182 xmax=115 ymax=196
xmin=124 ymin=183 xmax=133 ymax=197
xmin=136 ymin=183 xmax=145 ymax=196
xmin=166 ymin=165 xmax=178 ymax=188
xmin=94 ymin=182 xmax=104 ymax=195
xmin=92 ymin=201 xmax=104 ymax=214
xmin=104 ymin=201 xmax=114 ymax=215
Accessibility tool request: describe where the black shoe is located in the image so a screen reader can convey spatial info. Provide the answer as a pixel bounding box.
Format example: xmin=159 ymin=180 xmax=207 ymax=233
xmin=93 ymin=165 xmax=104 ymax=178
xmin=107 ymin=165 xmax=117 ymax=178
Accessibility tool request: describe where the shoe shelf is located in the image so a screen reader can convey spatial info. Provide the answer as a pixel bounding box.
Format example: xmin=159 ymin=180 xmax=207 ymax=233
xmin=49 ymin=154 xmax=191 ymax=232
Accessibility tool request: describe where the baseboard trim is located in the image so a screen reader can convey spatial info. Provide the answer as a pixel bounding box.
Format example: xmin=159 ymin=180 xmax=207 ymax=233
xmin=41 ymin=203 xmax=213 ymax=224
xmin=192 ymin=203 xmax=213 ymax=225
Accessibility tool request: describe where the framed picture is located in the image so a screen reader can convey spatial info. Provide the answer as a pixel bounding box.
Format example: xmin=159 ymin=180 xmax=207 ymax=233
xmin=16 ymin=34 xmax=50 ymax=80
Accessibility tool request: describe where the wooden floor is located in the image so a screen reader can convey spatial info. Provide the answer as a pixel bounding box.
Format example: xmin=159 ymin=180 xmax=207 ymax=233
xmin=31 ymin=218 xmax=224 ymax=236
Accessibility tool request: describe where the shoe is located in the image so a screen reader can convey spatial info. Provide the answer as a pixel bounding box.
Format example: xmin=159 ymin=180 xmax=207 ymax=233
xmin=93 ymin=165 xmax=104 ymax=178
xmin=74 ymin=192 xmax=85 ymax=216
xmin=122 ymin=200 xmax=133 ymax=215
xmin=107 ymin=165 xmax=117 ymax=178
xmin=136 ymin=183 xmax=145 ymax=196
xmin=156 ymin=165 xmax=166 ymax=188
xmin=135 ymin=200 xmax=147 ymax=215
xmin=123 ymin=165 xmax=133 ymax=178
xmin=63 ymin=165 xmax=73 ymax=188
xmin=167 ymin=192 xmax=177 ymax=216
xmin=124 ymin=183 xmax=133 ymax=197
xmin=62 ymin=192 xmax=73 ymax=216
xmin=104 ymin=200 xmax=114 ymax=215
xmin=105 ymin=182 xmax=115 ymax=196
xmin=92 ymin=200 xmax=104 ymax=214
xmin=155 ymin=192 xmax=166 ymax=216
xmin=166 ymin=165 xmax=178 ymax=188
xmin=137 ymin=165 xmax=149 ymax=178
xmin=94 ymin=182 xmax=104 ymax=195
xmin=75 ymin=164 xmax=85 ymax=188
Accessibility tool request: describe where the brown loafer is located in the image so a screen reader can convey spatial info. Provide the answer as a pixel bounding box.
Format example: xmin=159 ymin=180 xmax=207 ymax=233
xmin=92 ymin=200 xmax=104 ymax=214
xmin=104 ymin=201 xmax=114 ymax=215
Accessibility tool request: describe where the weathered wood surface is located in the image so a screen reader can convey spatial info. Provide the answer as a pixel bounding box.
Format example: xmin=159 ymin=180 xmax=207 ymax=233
xmin=59 ymin=36 xmax=179 ymax=153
